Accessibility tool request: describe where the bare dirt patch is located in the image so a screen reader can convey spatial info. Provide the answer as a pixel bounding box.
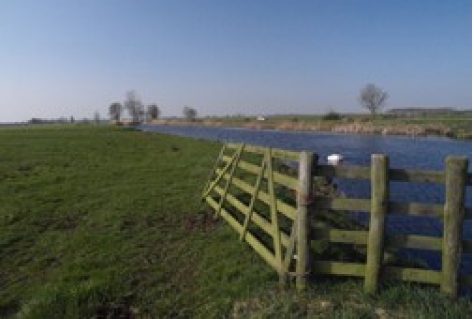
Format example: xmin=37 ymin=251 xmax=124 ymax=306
xmin=183 ymin=211 xmax=220 ymax=233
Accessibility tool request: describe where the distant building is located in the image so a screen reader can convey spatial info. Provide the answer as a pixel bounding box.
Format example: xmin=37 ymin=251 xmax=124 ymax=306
xmin=256 ymin=116 xmax=267 ymax=121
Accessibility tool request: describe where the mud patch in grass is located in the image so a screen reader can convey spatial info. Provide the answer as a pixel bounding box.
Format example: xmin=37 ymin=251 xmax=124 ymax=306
xmin=183 ymin=211 xmax=221 ymax=233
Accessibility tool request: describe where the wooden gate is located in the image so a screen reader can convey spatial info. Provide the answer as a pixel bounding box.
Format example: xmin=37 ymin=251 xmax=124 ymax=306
xmin=202 ymin=143 xmax=314 ymax=288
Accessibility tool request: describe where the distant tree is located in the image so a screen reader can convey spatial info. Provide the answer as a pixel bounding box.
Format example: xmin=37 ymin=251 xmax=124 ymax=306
xmin=124 ymin=91 xmax=144 ymax=124
xmin=94 ymin=112 xmax=100 ymax=124
xmin=147 ymin=104 xmax=160 ymax=121
xmin=29 ymin=118 xmax=42 ymax=124
xmin=182 ymin=106 xmax=197 ymax=121
xmin=70 ymin=116 xmax=75 ymax=123
xmin=322 ymin=111 xmax=343 ymax=121
xmin=109 ymin=102 xmax=122 ymax=122
xmin=359 ymin=83 xmax=388 ymax=119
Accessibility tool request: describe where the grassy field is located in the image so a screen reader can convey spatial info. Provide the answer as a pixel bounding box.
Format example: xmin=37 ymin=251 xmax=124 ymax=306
xmin=0 ymin=125 xmax=471 ymax=318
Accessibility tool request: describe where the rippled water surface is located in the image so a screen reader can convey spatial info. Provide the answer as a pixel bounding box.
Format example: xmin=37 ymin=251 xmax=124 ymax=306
xmin=141 ymin=124 xmax=471 ymax=202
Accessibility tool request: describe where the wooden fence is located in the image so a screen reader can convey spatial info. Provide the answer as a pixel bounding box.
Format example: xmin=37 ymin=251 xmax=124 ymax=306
xmin=202 ymin=142 xmax=471 ymax=298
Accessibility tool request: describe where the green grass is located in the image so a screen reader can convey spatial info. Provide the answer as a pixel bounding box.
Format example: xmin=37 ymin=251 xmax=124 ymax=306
xmin=0 ymin=125 xmax=470 ymax=318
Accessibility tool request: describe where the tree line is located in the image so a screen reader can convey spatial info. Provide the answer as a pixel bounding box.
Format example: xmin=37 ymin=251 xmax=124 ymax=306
xmin=27 ymin=84 xmax=388 ymax=126
xmin=109 ymin=90 xmax=198 ymax=124
xmin=109 ymin=84 xmax=388 ymax=124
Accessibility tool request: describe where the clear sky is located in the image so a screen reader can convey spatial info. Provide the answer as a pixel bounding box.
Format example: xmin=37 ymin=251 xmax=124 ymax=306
xmin=1 ymin=0 xmax=471 ymax=122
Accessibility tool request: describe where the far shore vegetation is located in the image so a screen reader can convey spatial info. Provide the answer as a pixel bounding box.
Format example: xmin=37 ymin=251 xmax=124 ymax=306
xmin=152 ymin=108 xmax=472 ymax=140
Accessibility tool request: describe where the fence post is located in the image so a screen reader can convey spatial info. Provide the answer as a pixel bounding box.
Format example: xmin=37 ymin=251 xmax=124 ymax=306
xmin=441 ymin=156 xmax=468 ymax=298
xmin=296 ymin=151 xmax=314 ymax=291
xmin=364 ymin=154 xmax=389 ymax=294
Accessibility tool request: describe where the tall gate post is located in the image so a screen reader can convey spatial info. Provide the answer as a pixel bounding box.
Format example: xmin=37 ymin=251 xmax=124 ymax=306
xmin=296 ymin=151 xmax=315 ymax=291
xmin=441 ymin=156 xmax=468 ymax=298
xmin=364 ymin=154 xmax=389 ymax=294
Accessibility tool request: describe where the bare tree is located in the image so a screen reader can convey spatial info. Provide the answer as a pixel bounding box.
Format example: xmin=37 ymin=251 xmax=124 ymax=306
xmin=147 ymin=104 xmax=160 ymax=121
xmin=359 ymin=83 xmax=388 ymax=119
xmin=182 ymin=106 xmax=197 ymax=121
xmin=124 ymin=91 xmax=144 ymax=124
xmin=94 ymin=112 xmax=100 ymax=124
xmin=109 ymin=102 xmax=122 ymax=122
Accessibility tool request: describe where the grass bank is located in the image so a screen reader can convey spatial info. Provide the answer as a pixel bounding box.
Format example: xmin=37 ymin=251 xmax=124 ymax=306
xmin=0 ymin=125 xmax=470 ymax=318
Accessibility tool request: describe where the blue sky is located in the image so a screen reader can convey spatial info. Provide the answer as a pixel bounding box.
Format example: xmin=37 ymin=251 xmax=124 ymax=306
xmin=1 ymin=0 xmax=471 ymax=122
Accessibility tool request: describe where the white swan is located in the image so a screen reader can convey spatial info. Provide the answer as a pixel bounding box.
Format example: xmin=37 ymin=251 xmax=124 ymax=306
xmin=327 ymin=154 xmax=344 ymax=165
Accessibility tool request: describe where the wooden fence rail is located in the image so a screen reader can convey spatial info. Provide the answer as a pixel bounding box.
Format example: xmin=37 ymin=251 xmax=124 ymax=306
xmin=203 ymin=143 xmax=471 ymax=298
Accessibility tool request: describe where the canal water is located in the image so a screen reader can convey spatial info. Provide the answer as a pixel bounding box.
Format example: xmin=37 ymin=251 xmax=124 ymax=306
xmin=140 ymin=124 xmax=472 ymax=293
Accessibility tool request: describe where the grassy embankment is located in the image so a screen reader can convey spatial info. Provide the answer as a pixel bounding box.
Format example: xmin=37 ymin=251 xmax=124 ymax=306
xmin=0 ymin=125 xmax=471 ymax=318
xmin=154 ymin=112 xmax=472 ymax=139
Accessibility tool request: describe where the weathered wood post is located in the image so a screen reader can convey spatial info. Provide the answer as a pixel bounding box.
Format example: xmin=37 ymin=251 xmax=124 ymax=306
xmin=364 ymin=154 xmax=389 ymax=294
xmin=296 ymin=151 xmax=314 ymax=291
xmin=441 ymin=156 xmax=468 ymax=298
